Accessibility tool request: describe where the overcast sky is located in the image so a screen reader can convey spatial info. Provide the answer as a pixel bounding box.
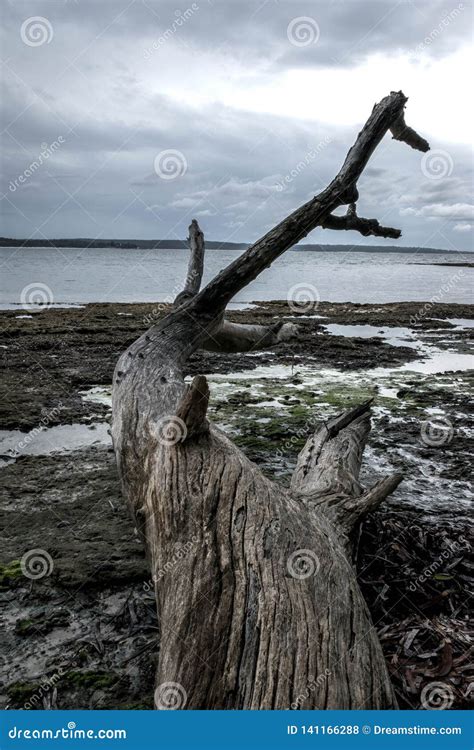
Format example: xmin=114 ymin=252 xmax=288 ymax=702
xmin=1 ymin=0 xmax=473 ymax=250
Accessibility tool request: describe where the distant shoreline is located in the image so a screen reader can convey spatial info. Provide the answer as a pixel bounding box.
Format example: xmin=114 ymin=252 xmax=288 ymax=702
xmin=415 ymin=261 xmax=474 ymax=268
xmin=0 ymin=237 xmax=463 ymax=254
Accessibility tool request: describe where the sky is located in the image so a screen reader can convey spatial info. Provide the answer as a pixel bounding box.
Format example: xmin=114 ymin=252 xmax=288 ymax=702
xmin=1 ymin=0 xmax=473 ymax=251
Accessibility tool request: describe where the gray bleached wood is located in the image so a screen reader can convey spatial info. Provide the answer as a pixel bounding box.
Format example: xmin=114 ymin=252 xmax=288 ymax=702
xmin=111 ymin=91 xmax=429 ymax=709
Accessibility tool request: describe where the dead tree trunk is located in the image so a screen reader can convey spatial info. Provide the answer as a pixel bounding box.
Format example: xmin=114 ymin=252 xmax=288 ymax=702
xmin=112 ymin=92 xmax=429 ymax=710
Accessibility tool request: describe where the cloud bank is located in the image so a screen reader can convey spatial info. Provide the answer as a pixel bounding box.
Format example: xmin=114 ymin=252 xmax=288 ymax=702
xmin=1 ymin=0 xmax=472 ymax=252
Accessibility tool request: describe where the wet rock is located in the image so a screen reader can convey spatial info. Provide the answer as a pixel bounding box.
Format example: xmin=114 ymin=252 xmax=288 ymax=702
xmin=15 ymin=607 xmax=71 ymax=636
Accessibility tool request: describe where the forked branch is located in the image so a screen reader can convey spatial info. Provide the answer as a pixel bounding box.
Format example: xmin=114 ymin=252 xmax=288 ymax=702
xmin=174 ymin=221 xmax=300 ymax=353
xmin=322 ymin=203 xmax=401 ymax=239
xmin=179 ymin=91 xmax=428 ymax=328
xmin=291 ymin=400 xmax=403 ymax=542
xmin=164 ymin=91 xmax=427 ymax=358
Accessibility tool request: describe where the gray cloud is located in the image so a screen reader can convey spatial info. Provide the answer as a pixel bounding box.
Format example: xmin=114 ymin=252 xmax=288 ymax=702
xmin=1 ymin=0 xmax=472 ymax=251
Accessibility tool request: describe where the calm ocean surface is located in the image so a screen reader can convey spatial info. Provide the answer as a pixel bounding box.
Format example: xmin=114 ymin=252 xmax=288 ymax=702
xmin=0 ymin=246 xmax=471 ymax=306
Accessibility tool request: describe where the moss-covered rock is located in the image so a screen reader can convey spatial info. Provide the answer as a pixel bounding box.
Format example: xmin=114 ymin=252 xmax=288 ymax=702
xmin=64 ymin=670 xmax=119 ymax=690
xmin=0 ymin=560 xmax=22 ymax=590
xmin=15 ymin=608 xmax=71 ymax=636
xmin=7 ymin=681 xmax=39 ymax=706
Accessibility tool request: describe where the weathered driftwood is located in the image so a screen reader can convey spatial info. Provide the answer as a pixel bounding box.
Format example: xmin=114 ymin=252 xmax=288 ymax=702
xmin=112 ymin=91 xmax=429 ymax=709
xmin=322 ymin=203 xmax=402 ymax=239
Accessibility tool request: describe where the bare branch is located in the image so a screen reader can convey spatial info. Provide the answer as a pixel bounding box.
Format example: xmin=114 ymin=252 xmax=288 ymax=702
xmin=173 ymin=222 xmax=300 ymax=352
xmin=291 ymin=401 xmax=372 ymax=500
xmin=291 ymin=401 xmax=402 ymax=538
xmin=140 ymin=92 xmax=428 ymax=367
xmin=184 ymin=219 xmax=205 ymax=295
xmin=358 ymin=473 xmax=404 ymax=513
xmin=200 ymin=319 xmax=299 ymax=353
xmin=322 ymin=203 xmax=401 ymax=239
xmin=174 ymin=219 xmax=205 ymax=306
xmin=390 ymin=110 xmax=430 ymax=152
xmin=183 ymin=91 xmax=428 ymax=325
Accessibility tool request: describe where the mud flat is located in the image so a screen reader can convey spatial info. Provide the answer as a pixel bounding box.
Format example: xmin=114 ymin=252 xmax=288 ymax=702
xmin=0 ymin=301 xmax=472 ymax=709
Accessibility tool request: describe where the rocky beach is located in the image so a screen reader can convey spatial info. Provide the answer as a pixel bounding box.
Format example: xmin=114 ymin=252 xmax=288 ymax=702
xmin=0 ymin=299 xmax=472 ymax=710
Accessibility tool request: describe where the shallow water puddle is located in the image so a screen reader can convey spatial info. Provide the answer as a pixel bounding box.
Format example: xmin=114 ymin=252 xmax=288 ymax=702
xmin=81 ymin=385 xmax=113 ymax=406
xmin=447 ymin=318 xmax=474 ymax=330
xmin=227 ymin=302 xmax=258 ymax=310
xmin=210 ymin=363 xmax=295 ymax=382
xmin=0 ymin=422 xmax=110 ymax=465
xmin=286 ymin=313 xmax=327 ymax=320
xmin=0 ymin=303 xmax=86 ymax=311
xmin=400 ymin=351 xmax=474 ymax=374
xmin=372 ymin=351 xmax=474 ymax=376
xmin=323 ymin=323 xmax=421 ymax=350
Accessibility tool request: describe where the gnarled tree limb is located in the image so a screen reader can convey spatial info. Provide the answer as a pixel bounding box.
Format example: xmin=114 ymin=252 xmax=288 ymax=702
xmin=200 ymin=318 xmax=299 ymax=353
xmin=390 ymin=111 xmax=430 ymax=152
xmin=291 ymin=400 xmax=403 ymax=544
xmin=322 ymin=203 xmax=401 ymax=239
xmin=175 ymin=218 xmax=205 ymax=304
xmin=178 ymin=91 xmax=427 ymax=325
xmin=112 ymin=91 xmax=429 ymax=710
xmin=175 ymin=220 xmax=300 ymax=353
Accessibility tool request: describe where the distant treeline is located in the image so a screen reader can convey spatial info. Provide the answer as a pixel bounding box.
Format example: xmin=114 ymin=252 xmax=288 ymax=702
xmin=0 ymin=237 xmax=246 ymax=250
xmin=0 ymin=237 xmax=450 ymax=253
